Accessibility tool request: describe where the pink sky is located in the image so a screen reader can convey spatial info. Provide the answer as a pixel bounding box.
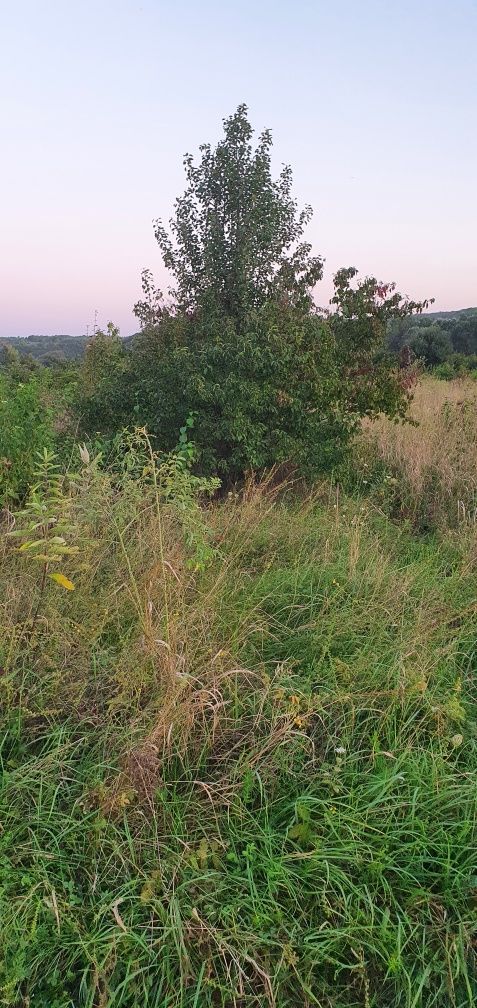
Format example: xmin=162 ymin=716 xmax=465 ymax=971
xmin=1 ymin=0 xmax=476 ymax=338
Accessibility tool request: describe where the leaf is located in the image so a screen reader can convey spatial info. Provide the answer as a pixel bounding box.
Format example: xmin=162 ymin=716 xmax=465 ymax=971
xmin=288 ymin=823 xmax=314 ymax=842
xmin=49 ymin=572 xmax=75 ymax=591
xmin=295 ymin=802 xmax=311 ymax=823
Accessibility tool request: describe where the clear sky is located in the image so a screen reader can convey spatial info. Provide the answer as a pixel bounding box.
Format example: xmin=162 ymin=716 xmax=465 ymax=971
xmin=1 ymin=0 xmax=476 ymax=337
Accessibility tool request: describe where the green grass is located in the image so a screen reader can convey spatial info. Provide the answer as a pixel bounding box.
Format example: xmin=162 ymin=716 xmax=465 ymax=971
xmin=0 ymin=466 xmax=476 ymax=1006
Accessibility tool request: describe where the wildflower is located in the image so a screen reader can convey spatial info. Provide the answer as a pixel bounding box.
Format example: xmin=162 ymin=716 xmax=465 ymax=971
xmin=335 ymin=746 xmax=346 ymax=755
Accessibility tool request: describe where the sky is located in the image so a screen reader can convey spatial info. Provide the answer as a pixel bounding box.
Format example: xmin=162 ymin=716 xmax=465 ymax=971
xmin=1 ymin=0 xmax=476 ymax=338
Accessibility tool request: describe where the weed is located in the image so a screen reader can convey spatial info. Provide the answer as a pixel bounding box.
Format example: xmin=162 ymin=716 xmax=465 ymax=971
xmin=0 ymin=448 xmax=476 ymax=1006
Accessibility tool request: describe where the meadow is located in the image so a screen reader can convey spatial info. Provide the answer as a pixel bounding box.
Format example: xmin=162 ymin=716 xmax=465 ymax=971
xmin=0 ymin=378 xmax=476 ymax=1007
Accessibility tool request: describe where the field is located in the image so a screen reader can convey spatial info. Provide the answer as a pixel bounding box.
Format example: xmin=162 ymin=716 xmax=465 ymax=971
xmin=0 ymin=380 xmax=476 ymax=1007
xmin=357 ymin=377 xmax=477 ymax=531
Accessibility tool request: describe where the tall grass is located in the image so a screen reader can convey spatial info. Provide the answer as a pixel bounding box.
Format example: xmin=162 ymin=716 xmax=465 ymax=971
xmin=357 ymin=377 xmax=477 ymax=529
xmin=0 ymin=442 xmax=476 ymax=1006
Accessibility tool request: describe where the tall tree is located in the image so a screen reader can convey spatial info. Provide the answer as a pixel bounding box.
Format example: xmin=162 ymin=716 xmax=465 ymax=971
xmin=86 ymin=107 xmax=429 ymax=479
xmin=151 ymin=104 xmax=323 ymax=325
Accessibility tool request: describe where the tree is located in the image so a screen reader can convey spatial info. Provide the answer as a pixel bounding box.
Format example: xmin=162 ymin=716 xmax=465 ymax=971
xmin=76 ymin=323 xmax=133 ymax=434
xmin=408 ymin=324 xmax=452 ymax=366
xmin=0 ymin=342 xmax=40 ymax=381
xmin=448 ymin=314 xmax=477 ymax=356
xmin=151 ymin=104 xmax=323 ymax=325
xmin=126 ymin=274 xmax=427 ymax=479
xmin=82 ymin=106 xmax=429 ymax=479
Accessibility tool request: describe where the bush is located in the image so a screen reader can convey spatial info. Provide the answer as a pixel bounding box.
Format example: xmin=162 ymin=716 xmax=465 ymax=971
xmin=433 ymin=361 xmax=455 ymax=380
xmin=0 ymin=373 xmax=56 ymax=502
xmin=79 ymin=292 xmax=425 ymax=481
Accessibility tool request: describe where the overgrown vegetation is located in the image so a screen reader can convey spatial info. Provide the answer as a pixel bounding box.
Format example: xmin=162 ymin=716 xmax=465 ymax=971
xmin=388 ymin=309 xmax=477 ymax=372
xmin=355 ymin=377 xmax=477 ymax=531
xmin=1 ymin=106 xmax=476 ymax=1005
xmin=73 ymin=106 xmax=428 ymax=480
xmin=1 ymin=432 xmax=476 ymax=1006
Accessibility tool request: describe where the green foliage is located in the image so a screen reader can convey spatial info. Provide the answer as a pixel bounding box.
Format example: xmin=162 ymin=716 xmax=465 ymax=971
xmin=9 ymin=449 xmax=81 ymax=609
xmin=407 ymin=324 xmax=453 ymax=365
xmin=434 ymin=353 xmax=477 ymax=379
xmin=1 ymin=473 xmax=476 ymax=1006
xmin=388 ymin=309 xmax=477 ymax=367
xmin=0 ymin=373 xmax=56 ymax=503
xmin=79 ymin=107 xmax=429 ymax=479
xmin=0 ymin=359 xmax=78 ymax=503
xmin=128 ymin=279 xmax=425 ymax=479
xmin=0 ymin=333 xmax=88 ymax=364
xmin=106 ymin=424 xmax=221 ymax=570
xmin=433 ymin=360 xmax=456 ymax=380
xmin=0 ymin=342 xmax=40 ymax=379
xmin=74 ymin=324 xmax=133 ymax=436
xmin=148 ymin=103 xmax=323 ymax=324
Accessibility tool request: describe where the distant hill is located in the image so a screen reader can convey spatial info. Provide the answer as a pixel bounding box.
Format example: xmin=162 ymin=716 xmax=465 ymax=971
xmin=422 ymin=307 xmax=477 ymax=321
xmin=0 ymin=333 xmax=89 ymax=363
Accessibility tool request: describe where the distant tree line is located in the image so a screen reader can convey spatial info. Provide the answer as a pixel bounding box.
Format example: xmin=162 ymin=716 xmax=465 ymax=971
xmin=387 ymin=309 xmax=477 ymax=374
xmin=0 ymin=333 xmax=88 ymax=366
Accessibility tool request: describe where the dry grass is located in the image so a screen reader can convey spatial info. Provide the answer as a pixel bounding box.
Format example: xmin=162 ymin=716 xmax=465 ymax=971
xmin=1 ymin=445 xmax=477 ymax=1005
xmin=359 ymin=376 xmax=477 ymax=527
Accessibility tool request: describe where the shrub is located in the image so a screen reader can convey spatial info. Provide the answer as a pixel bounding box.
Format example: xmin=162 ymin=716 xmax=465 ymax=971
xmin=0 ymin=373 xmax=56 ymax=503
xmin=433 ymin=361 xmax=455 ymax=380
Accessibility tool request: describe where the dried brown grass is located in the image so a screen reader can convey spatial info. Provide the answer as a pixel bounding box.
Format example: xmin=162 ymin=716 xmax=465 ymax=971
xmin=361 ymin=376 xmax=477 ymax=527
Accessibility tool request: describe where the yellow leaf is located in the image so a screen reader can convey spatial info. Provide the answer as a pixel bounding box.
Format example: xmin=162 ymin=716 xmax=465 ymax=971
xmin=49 ymin=572 xmax=75 ymax=591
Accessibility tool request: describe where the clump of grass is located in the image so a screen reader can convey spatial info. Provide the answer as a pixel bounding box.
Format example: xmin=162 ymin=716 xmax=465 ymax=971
xmin=355 ymin=377 xmax=477 ymax=530
xmin=0 ymin=445 xmax=476 ymax=1006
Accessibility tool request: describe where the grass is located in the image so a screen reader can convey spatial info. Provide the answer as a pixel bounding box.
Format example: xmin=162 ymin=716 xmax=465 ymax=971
xmin=0 ymin=424 xmax=476 ymax=1006
xmin=356 ymin=376 xmax=477 ymax=530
